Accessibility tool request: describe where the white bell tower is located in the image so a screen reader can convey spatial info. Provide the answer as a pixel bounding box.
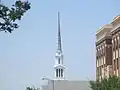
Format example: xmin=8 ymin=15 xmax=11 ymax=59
xmin=54 ymin=12 xmax=65 ymax=80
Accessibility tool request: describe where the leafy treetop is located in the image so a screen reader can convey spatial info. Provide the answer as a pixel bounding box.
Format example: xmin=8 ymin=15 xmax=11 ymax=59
xmin=90 ymin=75 xmax=120 ymax=90
xmin=0 ymin=0 xmax=31 ymax=33
xmin=26 ymin=86 xmax=40 ymax=90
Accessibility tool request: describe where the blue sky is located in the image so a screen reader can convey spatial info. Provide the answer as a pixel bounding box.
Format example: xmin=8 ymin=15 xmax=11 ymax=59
xmin=0 ymin=0 xmax=120 ymax=90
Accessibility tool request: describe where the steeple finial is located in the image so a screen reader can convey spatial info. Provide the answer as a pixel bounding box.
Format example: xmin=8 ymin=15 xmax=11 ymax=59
xmin=58 ymin=12 xmax=62 ymax=52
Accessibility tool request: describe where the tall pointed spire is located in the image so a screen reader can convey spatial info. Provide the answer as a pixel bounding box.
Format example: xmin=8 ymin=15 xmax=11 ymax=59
xmin=58 ymin=12 xmax=62 ymax=52
xmin=54 ymin=12 xmax=65 ymax=80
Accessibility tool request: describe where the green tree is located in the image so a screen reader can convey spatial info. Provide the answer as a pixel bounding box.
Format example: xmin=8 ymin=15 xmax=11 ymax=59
xmin=90 ymin=76 xmax=120 ymax=90
xmin=26 ymin=86 xmax=40 ymax=90
xmin=0 ymin=0 xmax=31 ymax=33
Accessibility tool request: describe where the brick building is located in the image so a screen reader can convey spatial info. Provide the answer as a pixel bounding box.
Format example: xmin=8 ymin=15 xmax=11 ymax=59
xmin=96 ymin=15 xmax=120 ymax=80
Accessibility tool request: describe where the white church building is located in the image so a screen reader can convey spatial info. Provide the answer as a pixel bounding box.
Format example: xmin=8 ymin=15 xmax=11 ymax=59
xmin=41 ymin=12 xmax=92 ymax=90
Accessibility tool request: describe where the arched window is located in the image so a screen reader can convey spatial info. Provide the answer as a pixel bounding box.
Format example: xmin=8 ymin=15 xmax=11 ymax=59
xmin=61 ymin=69 xmax=63 ymax=77
xmin=59 ymin=69 xmax=61 ymax=77
xmin=56 ymin=69 xmax=58 ymax=77
xmin=58 ymin=58 xmax=60 ymax=64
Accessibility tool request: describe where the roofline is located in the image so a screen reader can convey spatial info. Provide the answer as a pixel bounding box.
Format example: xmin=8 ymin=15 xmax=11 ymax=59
xmin=111 ymin=15 xmax=120 ymax=24
xmin=96 ymin=24 xmax=113 ymax=35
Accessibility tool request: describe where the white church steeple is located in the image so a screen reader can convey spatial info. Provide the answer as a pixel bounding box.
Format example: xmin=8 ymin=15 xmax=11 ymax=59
xmin=54 ymin=12 xmax=65 ymax=80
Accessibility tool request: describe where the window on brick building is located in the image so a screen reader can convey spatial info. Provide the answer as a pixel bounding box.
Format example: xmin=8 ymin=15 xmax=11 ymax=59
xmin=100 ymin=67 xmax=102 ymax=76
xmin=114 ymin=60 xmax=116 ymax=70
xmin=117 ymin=58 xmax=119 ymax=69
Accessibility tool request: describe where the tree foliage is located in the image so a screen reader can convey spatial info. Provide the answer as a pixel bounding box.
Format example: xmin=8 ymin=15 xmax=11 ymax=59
xmin=90 ymin=76 xmax=120 ymax=90
xmin=26 ymin=86 xmax=40 ymax=90
xmin=0 ymin=0 xmax=31 ymax=33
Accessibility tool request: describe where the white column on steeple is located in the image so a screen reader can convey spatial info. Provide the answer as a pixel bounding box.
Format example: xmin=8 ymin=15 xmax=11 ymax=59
xmin=54 ymin=12 xmax=65 ymax=80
